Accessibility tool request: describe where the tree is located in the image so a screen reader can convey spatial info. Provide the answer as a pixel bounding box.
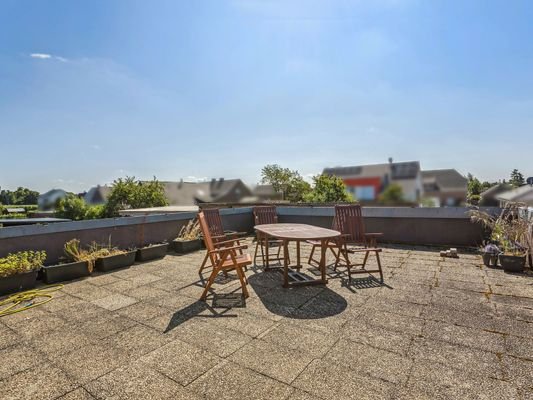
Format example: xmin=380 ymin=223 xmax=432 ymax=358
xmin=510 ymin=169 xmax=525 ymax=187
xmin=304 ymin=174 xmax=354 ymax=203
xmin=378 ymin=184 xmax=404 ymax=205
xmin=103 ymin=176 xmax=168 ymax=217
xmin=260 ymin=164 xmax=311 ymax=202
xmin=55 ymin=195 xmax=104 ymax=220
xmin=0 ymin=187 xmax=39 ymax=205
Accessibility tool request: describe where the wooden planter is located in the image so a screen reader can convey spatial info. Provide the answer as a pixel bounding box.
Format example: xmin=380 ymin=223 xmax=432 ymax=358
xmin=499 ymin=254 xmax=526 ymax=273
xmin=173 ymin=239 xmax=202 ymax=254
xmin=42 ymin=261 xmax=91 ymax=284
xmin=0 ymin=270 xmax=38 ymax=296
xmin=135 ymin=243 xmax=169 ymax=262
xmin=95 ymin=251 xmax=136 ymax=272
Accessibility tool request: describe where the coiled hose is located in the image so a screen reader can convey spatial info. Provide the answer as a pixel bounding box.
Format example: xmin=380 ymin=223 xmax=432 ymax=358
xmin=0 ymin=285 xmax=64 ymax=317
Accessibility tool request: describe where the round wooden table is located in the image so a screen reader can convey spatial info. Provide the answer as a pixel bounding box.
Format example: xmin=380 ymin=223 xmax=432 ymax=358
xmin=254 ymin=223 xmax=341 ymax=287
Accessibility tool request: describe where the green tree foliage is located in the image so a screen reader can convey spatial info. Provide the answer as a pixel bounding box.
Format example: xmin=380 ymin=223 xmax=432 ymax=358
xmin=260 ymin=164 xmax=311 ymax=202
xmin=0 ymin=187 xmax=39 ymax=205
xmin=378 ymin=184 xmax=404 ymax=205
xmin=467 ymin=173 xmax=497 ymax=205
xmin=103 ymin=177 xmax=168 ymax=217
xmin=304 ymin=174 xmax=354 ymax=203
xmin=510 ymin=169 xmax=525 ymax=187
xmin=55 ymin=195 xmax=104 ymax=221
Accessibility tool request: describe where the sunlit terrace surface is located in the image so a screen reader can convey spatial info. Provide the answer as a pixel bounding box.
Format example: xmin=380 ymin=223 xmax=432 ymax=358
xmin=1 ymin=238 xmax=532 ymax=400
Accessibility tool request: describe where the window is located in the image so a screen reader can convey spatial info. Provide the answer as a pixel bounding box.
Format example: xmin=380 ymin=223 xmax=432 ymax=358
xmin=355 ymin=186 xmax=375 ymax=200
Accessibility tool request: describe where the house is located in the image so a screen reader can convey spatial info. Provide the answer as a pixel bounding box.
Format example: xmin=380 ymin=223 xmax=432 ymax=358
xmin=421 ymin=169 xmax=468 ymax=207
xmin=496 ymin=184 xmax=533 ymax=207
xmin=85 ymin=179 xmax=252 ymax=206
xmin=251 ymin=185 xmax=283 ymax=201
xmin=323 ymin=160 xmax=423 ymax=203
xmin=84 ymin=185 xmax=112 ymax=205
xmin=37 ymin=189 xmax=68 ymax=210
xmin=479 ymin=183 xmax=513 ymax=207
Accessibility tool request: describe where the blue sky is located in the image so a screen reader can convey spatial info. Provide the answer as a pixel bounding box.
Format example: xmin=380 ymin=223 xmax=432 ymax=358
xmin=1 ymin=0 xmax=532 ymax=192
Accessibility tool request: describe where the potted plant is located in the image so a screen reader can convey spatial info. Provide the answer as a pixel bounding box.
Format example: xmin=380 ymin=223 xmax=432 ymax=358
xmin=173 ymin=219 xmax=202 ymax=254
xmin=0 ymin=251 xmax=46 ymax=295
xmin=93 ymin=242 xmax=136 ymax=272
xmin=42 ymin=239 xmax=93 ymax=284
xmin=135 ymin=242 xmax=169 ymax=262
xmin=470 ymin=203 xmax=529 ymax=273
xmin=480 ymin=243 xmax=501 ymax=267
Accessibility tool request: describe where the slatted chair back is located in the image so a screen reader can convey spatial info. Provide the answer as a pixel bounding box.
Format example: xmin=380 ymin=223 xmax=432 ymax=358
xmin=253 ymin=206 xmax=278 ymax=225
xmin=333 ymin=204 xmax=366 ymax=244
xmin=198 ymin=212 xmax=219 ymax=266
xmin=202 ymin=208 xmax=225 ymax=237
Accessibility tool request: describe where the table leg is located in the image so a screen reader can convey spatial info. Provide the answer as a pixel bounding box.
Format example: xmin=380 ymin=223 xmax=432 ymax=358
xmin=265 ymin=234 xmax=270 ymax=269
xmin=283 ymin=239 xmax=289 ymax=288
xmin=296 ymin=240 xmax=301 ymax=270
xmin=320 ymin=239 xmax=328 ymax=284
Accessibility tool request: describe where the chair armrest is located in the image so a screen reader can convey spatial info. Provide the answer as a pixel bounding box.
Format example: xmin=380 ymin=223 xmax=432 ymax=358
xmin=212 ymin=238 xmax=242 ymax=247
xmin=209 ymin=244 xmax=248 ymax=254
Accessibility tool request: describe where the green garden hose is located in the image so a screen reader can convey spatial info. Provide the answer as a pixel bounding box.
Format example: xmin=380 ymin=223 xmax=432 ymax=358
xmin=0 ymin=285 xmax=64 ymax=317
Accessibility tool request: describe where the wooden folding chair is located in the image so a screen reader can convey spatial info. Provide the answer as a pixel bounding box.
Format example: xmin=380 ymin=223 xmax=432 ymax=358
xmin=252 ymin=206 xmax=286 ymax=267
xmin=308 ymin=204 xmax=384 ymax=281
xmin=198 ymin=211 xmax=250 ymax=301
xmin=199 ymin=208 xmax=246 ymax=274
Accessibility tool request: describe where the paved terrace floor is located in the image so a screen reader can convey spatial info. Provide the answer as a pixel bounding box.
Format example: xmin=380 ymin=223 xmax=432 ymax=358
xmin=1 ymin=239 xmax=532 ymax=400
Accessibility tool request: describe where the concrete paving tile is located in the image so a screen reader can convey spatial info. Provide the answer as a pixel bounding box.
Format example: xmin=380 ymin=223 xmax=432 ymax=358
xmin=40 ymin=293 xmax=86 ymax=313
xmin=423 ymin=305 xmax=496 ymax=330
xmin=0 ymin=324 xmax=19 ymax=350
xmin=74 ymin=312 xmax=137 ymax=339
xmin=0 ymin=305 xmax=50 ymax=328
xmin=0 ymin=344 xmax=46 ymax=380
xmin=341 ymin=319 xmax=414 ymax=355
xmin=260 ymin=321 xmax=338 ymax=358
xmin=361 ymin=309 xmax=425 ymax=335
xmin=139 ymin=338 xmax=221 ymax=385
xmin=28 ymin=324 xmax=95 ymax=356
xmin=127 ymin=285 xmax=176 ymax=302
xmin=85 ymin=360 xmax=198 ymax=400
xmin=505 ymin=335 xmax=533 ymax=360
xmin=408 ymin=359 xmax=519 ymax=399
xmin=409 ymin=338 xmax=503 ymax=379
xmin=56 ymin=301 xmax=108 ymax=323
xmin=101 ymin=324 xmax=173 ymax=359
xmin=491 ymin=293 xmax=533 ymax=309
xmin=10 ymin=314 xmax=67 ymax=340
xmin=189 ymin=360 xmax=292 ymax=400
xmin=172 ymin=318 xmax=252 ymax=357
xmin=57 ymin=387 xmax=95 ymax=399
xmin=91 ymin=293 xmax=138 ymax=311
xmin=423 ymin=320 xmax=506 ymax=353
xmin=1 ymin=361 xmax=77 ymax=400
xmin=50 ymin=343 xmax=129 ymax=384
xmin=229 ymin=338 xmax=314 ymax=384
xmin=438 ymin=278 xmax=489 ymax=293
xmin=365 ymin=297 xmax=427 ymax=318
xmin=286 ymin=389 xmax=321 ymax=400
xmin=495 ymin=303 xmax=533 ymax=322
xmin=491 ymin=316 xmax=533 ymax=338
xmin=210 ymin=310 xmax=277 ymax=337
xmin=292 ymin=358 xmax=395 ymax=400
xmin=502 ymin=356 xmax=533 ymax=392
xmin=64 ymin=284 xmax=115 ymax=302
xmin=86 ymin=273 xmax=123 ymax=287
xmin=116 ymin=301 xmax=171 ymax=323
xmin=325 ymin=339 xmax=412 ymax=385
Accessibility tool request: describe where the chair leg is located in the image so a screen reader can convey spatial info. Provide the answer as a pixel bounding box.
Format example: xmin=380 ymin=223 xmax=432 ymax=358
xmin=254 ymin=240 xmax=260 ymax=264
xmin=200 ymin=267 xmax=219 ymax=301
xmin=376 ymin=252 xmax=384 ymax=282
xmin=308 ymin=245 xmax=317 ymax=265
xmin=235 ymin=266 xmax=249 ymax=298
xmin=362 ymin=251 xmax=370 ymax=269
xmin=199 ymin=252 xmax=209 ymax=274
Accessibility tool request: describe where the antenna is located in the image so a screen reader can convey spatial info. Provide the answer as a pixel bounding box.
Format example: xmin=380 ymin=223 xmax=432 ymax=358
xmin=527 ymin=177 xmax=533 ymax=185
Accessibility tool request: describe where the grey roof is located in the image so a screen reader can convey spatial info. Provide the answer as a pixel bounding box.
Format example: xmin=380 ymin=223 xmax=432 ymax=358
xmin=421 ymin=169 xmax=467 ymax=190
xmin=252 ymin=184 xmax=279 ymax=196
xmin=497 ymin=185 xmax=533 ymax=203
xmin=323 ymin=161 xmax=420 ymax=180
xmin=480 ymin=183 xmax=513 ymax=198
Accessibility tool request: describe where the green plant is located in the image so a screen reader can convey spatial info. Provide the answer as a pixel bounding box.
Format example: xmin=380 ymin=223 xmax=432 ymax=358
xmin=103 ymin=176 xmax=168 ymax=217
xmin=378 ymin=184 xmax=404 ymax=205
xmin=177 ymin=219 xmax=201 ymax=241
xmin=303 ymin=174 xmax=354 ymax=203
xmin=0 ymin=251 xmax=46 ymax=278
xmin=470 ymin=202 xmax=529 ymax=256
xmin=64 ymin=239 xmax=96 ymax=273
xmin=55 ymin=196 xmax=105 ymax=221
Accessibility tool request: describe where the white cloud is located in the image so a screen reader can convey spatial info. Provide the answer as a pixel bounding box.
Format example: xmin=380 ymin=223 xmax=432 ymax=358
xmin=29 ymin=53 xmax=68 ymax=62
xmin=30 ymin=53 xmax=52 ymax=59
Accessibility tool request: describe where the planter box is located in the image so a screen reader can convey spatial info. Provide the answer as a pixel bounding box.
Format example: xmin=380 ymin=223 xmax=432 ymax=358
xmin=136 ymin=243 xmax=169 ymax=262
xmin=0 ymin=270 xmax=38 ymax=296
xmin=173 ymin=239 xmax=202 ymax=254
xmin=499 ymin=254 xmax=526 ymax=273
xmin=42 ymin=261 xmax=90 ymax=284
xmin=95 ymin=251 xmax=136 ymax=272
xmin=481 ymin=253 xmax=499 ymax=268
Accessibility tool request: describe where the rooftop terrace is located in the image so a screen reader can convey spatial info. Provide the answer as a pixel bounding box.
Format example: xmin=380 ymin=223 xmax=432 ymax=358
xmin=1 ymin=239 xmax=532 ymax=399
